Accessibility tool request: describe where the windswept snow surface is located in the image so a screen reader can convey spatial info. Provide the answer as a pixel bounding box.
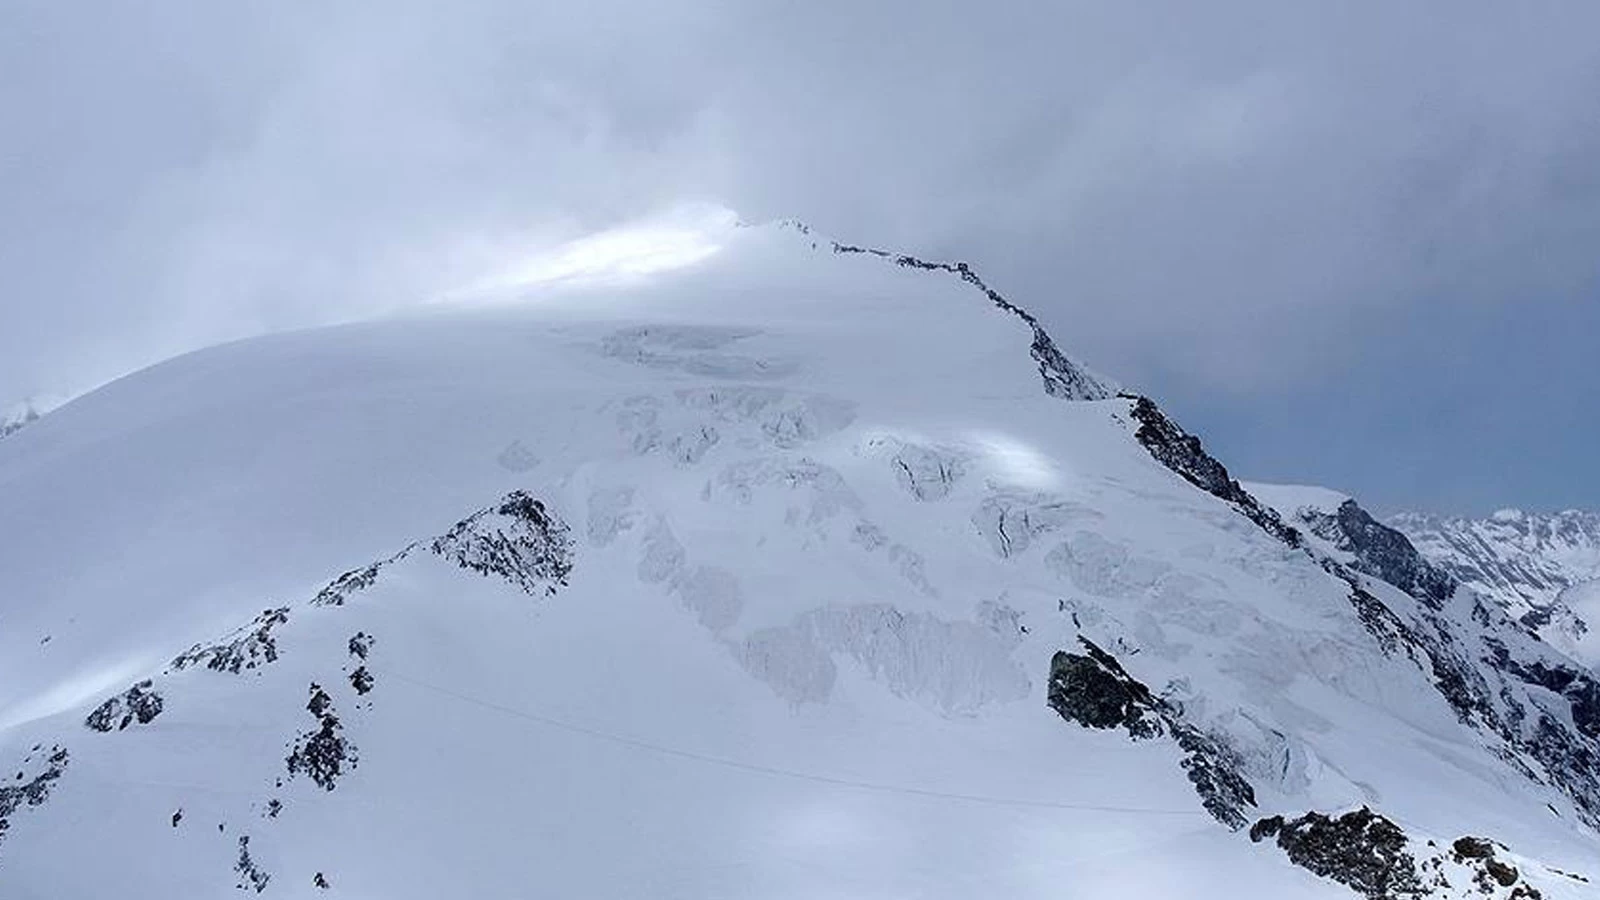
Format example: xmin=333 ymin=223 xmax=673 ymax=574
xmin=0 ymin=223 xmax=1594 ymax=898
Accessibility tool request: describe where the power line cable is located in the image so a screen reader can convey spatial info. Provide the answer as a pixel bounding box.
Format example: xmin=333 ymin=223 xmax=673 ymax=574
xmin=381 ymin=667 xmax=1208 ymax=817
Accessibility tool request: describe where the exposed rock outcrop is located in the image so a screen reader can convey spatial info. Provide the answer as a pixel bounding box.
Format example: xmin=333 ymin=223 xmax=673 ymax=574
xmin=1300 ymin=500 xmax=1455 ymax=609
xmin=1124 ymin=395 xmax=1303 ymax=548
xmin=0 ymin=746 xmax=68 ymax=853
xmin=234 ymin=835 xmax=269 ymax=893
xmin=1250 ymin=807 xmax=1421 ymax=900
xmin=172 ymin=607 xmax=289 ymax=674
xmin=430 ymin=491 xmax=574 ymax=597
xmin=312 ymin=546 xmax=414 ymax=607
xmin=85 ymin=679 xmax=164 ymax=732
xmin=1048 ymin=637 xmax=1256 ymax=829
xmin=285 ymin=684 xmax=356 ymax=792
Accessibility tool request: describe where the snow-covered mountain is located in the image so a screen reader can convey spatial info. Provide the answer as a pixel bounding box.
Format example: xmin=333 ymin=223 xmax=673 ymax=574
xmin=1390 ymin=509 xmax=1600 ymax=663
xmin=0 ymin=220 xmax=1595 ymax=899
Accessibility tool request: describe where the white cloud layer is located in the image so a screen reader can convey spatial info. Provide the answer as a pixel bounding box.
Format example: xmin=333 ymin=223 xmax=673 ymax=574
xmin=4 ymin=1 xmax=1599 ymax=511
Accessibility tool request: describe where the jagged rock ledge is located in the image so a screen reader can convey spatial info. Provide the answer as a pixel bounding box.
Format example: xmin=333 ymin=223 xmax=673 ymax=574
xmin=285 ymin=683 xmax=356 ymax=792
xmin=1251 ymin=809 xmax=1549 ymax=900
xmin=1298 ymin=500 xmax=1456 ymax=609
xmin=312 ymin=546 xmax=414 ymax=607
xmin=172 ymin=607 xmax=289 ymax=674
xmin=430 ymin=491 xmax=574 ymax=597
xmin=1251 ymin=808 xmax=1421 ymax=899
xmin=85 ymin=679 xmax=164 ymax=732
xmin=0 ymin=746 xmax=69 ymax=856
xmin=1047 ymin=636 xmax=1256 ymax=829
xmin=829 ymin=240 xmax=1112 ymax=402
xmin=1123 ymin=395 xmax=1304 ymax=548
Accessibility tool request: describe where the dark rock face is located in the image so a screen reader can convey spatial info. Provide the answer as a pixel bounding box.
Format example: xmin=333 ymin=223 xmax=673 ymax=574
xmin=1047 ymin=645 xmax=1159 ymax=737
xmin=0 ymin=746 xmax=68 ymax=853
xmin=1445 ymin=835 xmax=1538 ymax=895
xmin=1123 ymin=396 xmax=1303 ymax=548
xmin=1250 ymin=808 xmax=1422 ymax=900
xmin=314 ymin=562 xmax=384 ymax=607
xmin=1303 ymin=501 xmax=1455 ymax=610
xmin=312 ymin=546 xmax=414 ymax=607
xmin=285 ymin=684 xmax=356 ymax=792
xmin=316 ymin=491 xmax=575 ymax=610
xmin=1491 ymin=651 xmax=1600 ymax=740
xmin=1345 ymin=585 xmax=1419 ymax=658
xmin=1564 ymin=678 xmax=1600 ymax=739
xmin=1171 ymin=726 xmax=1258 ymax=832
xmin=1255 ymin=812 xmax=1547 ymax=898
xmin=1451 ymin=836 xmax=1494 ymax=859
xmin=85 ymin=679 xmax=164 ymax=732
xmin=1485 ymin=860 xmax=1520 ymax=887
xmin=347 ymin=631 xmax=376 ymax=694
xmin=830 ymin=242 xmax=1112 ymax=402
xmin=431 ymin=491 xmax=574 ymax=597
xmin=172 ymin=607 xmax=289 ymax=673
xmin=1048 ymin=638 xmax=1256 ymax=828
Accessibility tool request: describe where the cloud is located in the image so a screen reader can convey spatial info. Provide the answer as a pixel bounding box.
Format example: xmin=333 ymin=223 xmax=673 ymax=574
xmin=4 ymin=1 xmax=1600 ymax=507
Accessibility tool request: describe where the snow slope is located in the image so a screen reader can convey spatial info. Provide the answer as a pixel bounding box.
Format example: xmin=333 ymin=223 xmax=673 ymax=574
xmin=0 ymin=221 xmax=1595 ymax=898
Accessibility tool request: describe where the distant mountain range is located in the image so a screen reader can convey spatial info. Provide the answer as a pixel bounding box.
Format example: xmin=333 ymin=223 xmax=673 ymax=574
xmin=1392 ymin=508 xmax=1600 ymax=662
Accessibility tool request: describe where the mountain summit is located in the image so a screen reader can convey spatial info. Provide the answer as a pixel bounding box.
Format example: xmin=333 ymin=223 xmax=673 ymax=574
xmin=0 ymin=221 xmax=1594 ymax=898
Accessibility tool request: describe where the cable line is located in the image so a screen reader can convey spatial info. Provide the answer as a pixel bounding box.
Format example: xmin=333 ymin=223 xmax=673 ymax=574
xmin=381 ymin=667 xmax=1208 ymax=817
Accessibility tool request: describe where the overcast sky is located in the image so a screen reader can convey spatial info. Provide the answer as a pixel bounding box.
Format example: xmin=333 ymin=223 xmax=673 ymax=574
xmin=4 ymin=1 xmax=1599 ymax=515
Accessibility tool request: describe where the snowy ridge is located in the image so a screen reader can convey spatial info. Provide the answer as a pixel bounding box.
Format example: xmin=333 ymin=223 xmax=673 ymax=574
xmin=823 ymin=232 xmax=1115 ymax=402
xmin=0 ymin=220 xmax=1595 ymax=898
